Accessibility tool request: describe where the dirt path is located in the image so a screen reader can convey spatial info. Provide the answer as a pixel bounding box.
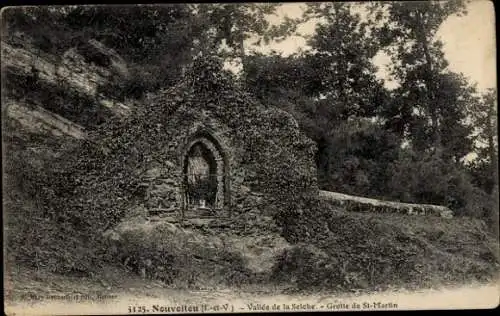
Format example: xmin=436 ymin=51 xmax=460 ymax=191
xmin=5 ymin=267 xmax=499 ymax=315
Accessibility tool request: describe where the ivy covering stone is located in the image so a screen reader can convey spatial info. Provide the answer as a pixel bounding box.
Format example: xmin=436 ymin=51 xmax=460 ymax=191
xmin=25 ymin=54 xmax=318 ymax=273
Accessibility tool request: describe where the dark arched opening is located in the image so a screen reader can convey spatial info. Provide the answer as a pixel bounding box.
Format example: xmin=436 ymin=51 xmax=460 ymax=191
xmin=180 ymin=132 xmax=229 ymax=214
xmin=183 ymin=142 xmax=218 ymax=208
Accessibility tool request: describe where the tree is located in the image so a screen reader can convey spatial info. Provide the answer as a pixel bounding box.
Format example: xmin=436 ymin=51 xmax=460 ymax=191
xmin=191 ymin=3 xmax=302 ymax=66
xmin=467 ymin=88 xmax=498 ymax=234
xmin=382 ymin=71 xmax=476 ymax=161
xmin=243 ymin=3 xmax=395 ymax=194
xmin=61 ymin=5 xmax=199 ymax=90
xmin=4 ymin=4 xmax=303 ymax=95
xmin=2 ymin=5 xmax=201 ymax=100
xmin=364 ymin=1 xmax=499 ymax=220
xmin=371 ymin=1 xmax=472 ymax=158
xmin=387 ymin=146 xmax=490 ymax=216
xmin=303 ymin=2 xmax=385 ymax=120
xmin=319 ymin=118 xmax=400 ymax=197
xmin=298 ymin=3 xmax=394 ymax=192
xmin=469 ymin=88 xmax=498 ymax=191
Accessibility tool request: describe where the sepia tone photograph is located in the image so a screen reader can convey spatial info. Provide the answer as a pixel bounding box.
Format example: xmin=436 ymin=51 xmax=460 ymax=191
xmin=2 ymin=1 xmax=498 ymax=314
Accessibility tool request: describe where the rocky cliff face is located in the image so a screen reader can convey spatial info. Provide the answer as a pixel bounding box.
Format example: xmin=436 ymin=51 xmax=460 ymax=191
xmin=2 ymin=31 xmax=132 ymax=139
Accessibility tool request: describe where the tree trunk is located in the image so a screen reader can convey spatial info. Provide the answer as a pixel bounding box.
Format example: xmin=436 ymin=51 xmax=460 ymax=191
xmin=239 ymin=33 xmax=245 ymax=61
xmin=491 ymin=184 xmax=499 ymax=239
xmin=416 ymin=9 xmax=441 ymax=152
xmin=486 ymin=104 xmax=499 ymax=238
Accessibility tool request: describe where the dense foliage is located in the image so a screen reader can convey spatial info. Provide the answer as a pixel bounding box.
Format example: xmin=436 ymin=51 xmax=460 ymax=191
xmin=2 ymin=2 xmax=498 ymax=286
xmin=243 ymin=1 xmax=497 ymax=223
xmin=4 ymin=55 xmax=317 ymax=274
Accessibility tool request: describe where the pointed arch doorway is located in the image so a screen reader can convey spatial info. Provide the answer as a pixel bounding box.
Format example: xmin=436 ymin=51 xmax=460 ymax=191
xmin=180 ymin=132 xmax=229 ymax=216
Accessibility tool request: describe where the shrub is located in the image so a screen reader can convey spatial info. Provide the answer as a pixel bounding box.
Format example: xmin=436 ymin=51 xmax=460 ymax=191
xmin=387 ymin=149 xmax=490 ymax=217
xmin=3 ymin=120 xmax=93 ymax=274
xmin=273 ymin=198 xmax=499 ymax=291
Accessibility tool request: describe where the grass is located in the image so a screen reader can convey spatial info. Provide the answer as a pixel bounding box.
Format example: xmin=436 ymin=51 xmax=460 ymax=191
xmin=5 ymin=197 xmax=499 ymax=300
xmin=3 ymin=118 xmax=498 ymax=295
xmin=272 ymin=208 xmax=499 ymax=292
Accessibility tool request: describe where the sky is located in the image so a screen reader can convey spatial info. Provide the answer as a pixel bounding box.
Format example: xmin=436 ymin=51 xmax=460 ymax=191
xmin=244 ymin=0 xmax=496 ymax=93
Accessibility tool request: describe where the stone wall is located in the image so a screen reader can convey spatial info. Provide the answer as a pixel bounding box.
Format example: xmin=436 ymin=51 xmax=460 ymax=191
xmin=318 ymin=190 xmax=454 ymax=218
xmin=48 ymin=56 xmax=318 ymax=226
xmin=136 ymin=105 xmax=289 ymax=219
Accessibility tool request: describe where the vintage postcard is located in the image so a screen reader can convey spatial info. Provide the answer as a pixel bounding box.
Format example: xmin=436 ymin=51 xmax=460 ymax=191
xmin=2 ymin=1 xmax=498 ymax=315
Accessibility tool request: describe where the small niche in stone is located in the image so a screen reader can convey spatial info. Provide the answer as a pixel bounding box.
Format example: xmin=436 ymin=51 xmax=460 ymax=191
xmin=184 ymin=142 xmax=219 ymax=213
xmin=180 ymin=131 xmax=230 ymax=216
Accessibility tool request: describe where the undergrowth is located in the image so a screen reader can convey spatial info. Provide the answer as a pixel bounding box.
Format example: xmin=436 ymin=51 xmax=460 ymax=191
xmin=101 ymin=222 xmax=257 ymax=288
xmin=272 ymin=199 xmax=499 ymax=292
xmin=3 ymin=56 xmax=498 ymax=293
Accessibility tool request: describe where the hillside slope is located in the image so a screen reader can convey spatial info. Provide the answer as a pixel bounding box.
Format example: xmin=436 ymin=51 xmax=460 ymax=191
xmin=2 ymin=30 xmax=499 ymax=299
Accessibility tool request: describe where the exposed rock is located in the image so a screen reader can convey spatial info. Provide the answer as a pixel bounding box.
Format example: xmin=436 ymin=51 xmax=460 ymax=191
xmin=103 ymin=216 xmax=290 ymax=276
xmin=87 ymin=39 xmax=129 ymax=78
xmin=226 ymin=235 xmax=292 ymax=274
xmin=5 ymin=101 xmax=86 ymax=139
xmin=2 ymin=35 xmax=131 ymax=123
xmin=318 ymin=190 xmax=454 ymax=218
